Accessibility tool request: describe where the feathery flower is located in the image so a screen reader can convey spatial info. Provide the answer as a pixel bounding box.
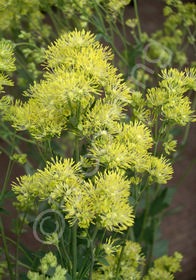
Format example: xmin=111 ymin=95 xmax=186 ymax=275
xmin=89 ymin=121 xmax=153 ymax=173
xmin=91 ymin=170 xmax=134 ymax=231
xmin=147 ymin=156 xmax=173 ymax=184
xmin=2 ymin=29 xmax=131 ymax=140
xmin=27 ymin=252 xmax=67 ymax=280
xmin=146 ymin=68 xmax=196 ymax=126
xmin=13 ymin=158 xmax=134 ymax=231
xmin=92 ymin=240 xmax=144 ymax=280
xmin=82 ymin=98 xmax=125 ymax=138
xmin=0 ymin=40 xmax=16 ymax=72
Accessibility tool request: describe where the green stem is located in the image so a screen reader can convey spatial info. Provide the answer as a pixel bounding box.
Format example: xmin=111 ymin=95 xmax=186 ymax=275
xmin=74 ymin=134 xmax=80 ymax=164
xmin=144 ymin=219 xmax=159 ymax=274
xmin=72 ymin=223 xmax=78 ymax=280
xmin=133 ymin=0 xmax=147 ymax=86
xmin=133 ymin=175 xmax=149 ymax=211
xmin=133 ymin=0 xmax=142 ymax=41
xmin=9 ymin=254 xmax=32 ymax=270
xmin=139 ymin=185 xmax=150 ymax=243
xmin=129 ymin=227 xmax=135 ymax=242
xmin=57 ymin=216 xmax=71 ymax=272
xmin=153 ymin=112 xmax=159 ymax=156
xmin=90 ymin=1 xmax=128 ymax=66
xmin=15 ymin=51 xmax=34 ymax=82
xmin=0 ymin=145 xmax=10 ymax=157
xmin=15 ymin=42 xmax=37 ymax=48
xmin=35 ymin=141 xmax=47 ymax=164
xmin=46 ymin=7 xmax=61 ymax=35
xmin=109 ymin=40 xmax=128 ymax=66
xmin=120 ymin=10 xmax=129 ymax=64
xmin=0 ymin=217 xmax=14 ymax=279
xmin=115 ymin=228 xmax=130 ymax=280
xmin=14 ymin=134 xmax=35 ymax=144
xmin=15 ymin=212 xmax=27 ymax=280
xmin=184 ymin=23 xmax=196 ymax=53
xmin=0 ymin=234 xmax=33 ymax=264
xmin=78 ymin=253 xmax=91 ymax=279
xmin=72 ymin=133 xmax=80 ymax=279
xmin=92 ymin=1 xmax=107 ymax=35
xmin=89 ymin=227 xmax=99 ymax=280
xmin=0 ymin=137 xmax=15 ymax=201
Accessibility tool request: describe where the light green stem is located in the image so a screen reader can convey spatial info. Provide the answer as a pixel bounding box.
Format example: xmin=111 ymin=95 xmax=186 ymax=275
xmin=115 ymin=228 xmax=130 ymax=280
xmin=0 ymin=217 xmax=14 ymax=279
xmin=15 ymin=212 xmax=27 ymax=280
xmin=72 ymin=223 xmax=78 ymax=280
xmin=0 ymin=234 xmax=33 ymax=264
xmin=72 ymin=134 xmax=80 ymax=279
xmin=138 ymin=185 xmax=150 ymax=243
xmin=89 ymin=227 xmax=99 ymax=280
xmin=133 ymin=0 xmax=142 ymax=41
xmin=0 ymin=139 xmax=15 ymax=201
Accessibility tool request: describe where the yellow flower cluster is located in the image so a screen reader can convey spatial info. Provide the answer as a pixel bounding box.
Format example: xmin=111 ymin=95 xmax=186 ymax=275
xmin=27 ymin=252 xmax=67 ymax=280
xmin=13 ymin=158 xmax=134 ymax=231
xmin=93 ymin=241 xmax=182 ymax=280
xmin=1 ymin=29 xmax=131 ymax=140
xmin=146 ymin=0 xmax=196 ymax=67
xmin=89 ymin=120 xmax=173 ymax=184
xmin=144 ymin=252 xmax=183 ymax=280
xmin=106 ymin=0 xmax=131 ymax=17
xmin=147 ymin=68 xmax=196 ymax=126
xmin=0 ymin=40 xmax=16 ymax=93
xmin=92 ymin=240 xmax=144 ymax=279
xmin=0 ymin=0 xmax=43 ymax=32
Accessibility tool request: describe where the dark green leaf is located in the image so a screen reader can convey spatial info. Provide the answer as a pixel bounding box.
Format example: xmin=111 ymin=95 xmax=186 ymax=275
xmin=66 ymin=273 xmax=72 ymax=280
xmin=4 ymin=190 xmax=16 ymax=199
xmin=97 ymin=257 xmax=110 ymax=266
xmin=0 ymin=207 xmax=9 ymax=215
xmin=153 ymin=239 xmax=168 ymax=258
xmin=149 ymin=188 xmax=172 ymax=216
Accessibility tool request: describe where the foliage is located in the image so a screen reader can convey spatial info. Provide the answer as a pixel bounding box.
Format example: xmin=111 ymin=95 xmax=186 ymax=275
xmin=0 ymin=0 xmax=196 ymax=279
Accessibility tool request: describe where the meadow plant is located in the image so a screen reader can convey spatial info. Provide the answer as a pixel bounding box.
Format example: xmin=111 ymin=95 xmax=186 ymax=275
xmin=0 ymin=1 xmax=196 ymax=279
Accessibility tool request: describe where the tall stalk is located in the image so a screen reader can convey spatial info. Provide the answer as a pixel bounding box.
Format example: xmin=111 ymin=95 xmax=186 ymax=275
xmin=72 ymin=133 xmax=80 ymax=279
xmin=115 ymin=227 xmax=130 ymax=280
xmin=0 ymin=217 xmax=14 ymax=279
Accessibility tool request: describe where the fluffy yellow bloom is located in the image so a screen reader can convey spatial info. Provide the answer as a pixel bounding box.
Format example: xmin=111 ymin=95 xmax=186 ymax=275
xmin=89 ymin=121 xmax=153 ymax=173
xmin=116 ymin=121 xmax=153 ymax=151
xmin=92 ymin=240 xmax=143 ymax=280
xmin=147 ymin=156 xmax=173 ymax=184
xmin=4 ymin=98 xmax=67 ymax=140
xmin=144 ymin=252 xmax=183 ymax=280
xmin=106 ymin=0 xmax=131 ymax=18
xmin=82 ymin=98 xmax=125 ymax=138
xmin=27 ymin=252 xmax=67 ymax=280
xmin=0 ymin=40 xmax=16 ymax=72
xmin=0 ymin=73 xmax=14 ymax=92
xmin=0 ymin=40 xmax=15 ymax=93
xmin=163 ymin=134 xmax=177 ymax=155
xmin=91 ymin=170 xmax=134 ymax=231
xmin=2 ymin=29 xmax=131 ymax=140
xmin=162 ymin=94 xmax=194 ymax=126
xmin=146 ymin=68 xmax=196 ymax=126
xmin=147 ymin=87 xmax=168 ymax=108
xmin=102 ymin=237 xmax=121 ymax=256
xmin=45 ymin=29 xmax=114 ymax=86
xmin=12 ymin=158 xmax=82 ymax=209
xmin=105 ymin=74 xmax=132 ymax=105
xmin=13 ymin=158 xmax=134 ymax=231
